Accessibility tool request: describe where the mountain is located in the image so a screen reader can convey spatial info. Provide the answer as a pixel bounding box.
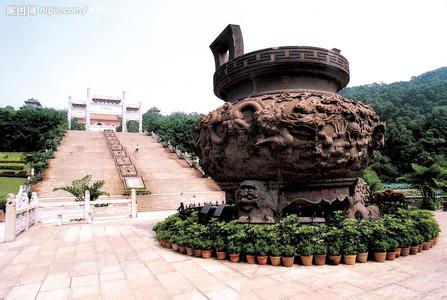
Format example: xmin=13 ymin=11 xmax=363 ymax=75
xmin=339 ymin=67 xmax=447 ymax=182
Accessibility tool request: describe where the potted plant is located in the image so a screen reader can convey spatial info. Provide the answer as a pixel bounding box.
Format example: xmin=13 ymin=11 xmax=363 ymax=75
xmin=200 ymin=240 xmax=213 ymax=259
xmin=386 ymin=238 xmax=398 ymax=261
xmin=356 ymin=242 xmax=369 ymax=263
xmin=214 ymin=238 xmax=227 ymax=260
xmin=177 ymin=231 xmax=187 ymax=254
xmin=243 ymin=243 xmax=256 ymax=264
xmin=255 ymin=240 xmax=270 ymax=265
xmin=341 ymin=220 xmax=359 ymax=265
xmin=371 ymin=240 xmax=388 ymax=262
xmin=313 ymin=242 xmax=327 ymax=266
xmin=326 ymin=227 xmax=342 ymax=265
xmin=171 ymin=234 xmax=180 ymax=252
xmin=281 ymin=244 xmax=295 ymax=267
xmin=296 ymin=225 xmax=318 ymax=266
xmin=227 ymin=241 xmax=241 ymax=263
xmin=298 ymin=243 xmax=313 ymax=266
xmin=269 ymin=243 xmax=282 ymax=266
xmin=410 ymin=232 xmax=423 ymax=255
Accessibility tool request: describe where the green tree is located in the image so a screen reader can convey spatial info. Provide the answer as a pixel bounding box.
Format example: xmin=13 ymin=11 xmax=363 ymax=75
xmin=363 ymin=167 xmax=382 ymax=193
xmin=398 ymin=160 xmax=447 ymax=209
xmin=53 ymin=175 xmax=109 ymax=201
xmin=71 ymin=118 xmax=85 ymax=131
xmin=126 ymin=120 xmax=139 ymax=133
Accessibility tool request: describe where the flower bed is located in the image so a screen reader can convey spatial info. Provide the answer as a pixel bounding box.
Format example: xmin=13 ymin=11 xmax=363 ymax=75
xmin=153 ymin=208 xmax=440 ymax=266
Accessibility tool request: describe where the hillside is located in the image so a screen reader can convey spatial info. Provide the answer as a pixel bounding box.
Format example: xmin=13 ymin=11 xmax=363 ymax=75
xmin=339 ymin=67 xmax=447 ymax=181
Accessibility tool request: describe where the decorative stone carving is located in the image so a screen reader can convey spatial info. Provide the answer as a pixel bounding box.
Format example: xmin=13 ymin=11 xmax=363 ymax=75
xmin=236 ymin=180 xmax=276 ymax=223
xmin=345 ymin=178 xmax=380 ymax=219
xmin=6 ymin=193 xmax=15 ymax=207
xmin=194 ymin=25 xmax=384 ymax=222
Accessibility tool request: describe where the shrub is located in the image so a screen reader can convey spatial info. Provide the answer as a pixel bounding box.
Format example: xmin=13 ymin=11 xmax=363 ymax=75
xmin=325 ymin=227 xmax=343 ymax=256
xmin=340 ymin=219 xmax=360 ymax=255
xmin=281 ymin=244 xmax=295 ymax=257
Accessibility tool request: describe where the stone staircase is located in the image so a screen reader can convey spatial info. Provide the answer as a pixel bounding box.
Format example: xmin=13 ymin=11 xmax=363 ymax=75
xmin=115 ymin=132 xmax=224 ymax=211
xmin=34 ymin=131 xmax=124 ymax=201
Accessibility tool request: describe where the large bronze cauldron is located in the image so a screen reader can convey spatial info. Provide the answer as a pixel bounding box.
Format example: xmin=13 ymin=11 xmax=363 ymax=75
xmin=194 ymin=25 xmax=384 ymax=223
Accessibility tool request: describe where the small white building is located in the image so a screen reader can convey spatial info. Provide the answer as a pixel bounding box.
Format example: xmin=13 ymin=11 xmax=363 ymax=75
xmin=67 ymin=88 xmax=143 ymax=132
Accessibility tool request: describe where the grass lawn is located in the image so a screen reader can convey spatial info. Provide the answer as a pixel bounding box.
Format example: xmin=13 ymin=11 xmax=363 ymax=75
xmin=0 ymin=177 xmax=26 ymax=202
xmin=0 ymin=152 xmax=23 ymax=162
xmin=0 ymin=152 xmax=30 ymax=174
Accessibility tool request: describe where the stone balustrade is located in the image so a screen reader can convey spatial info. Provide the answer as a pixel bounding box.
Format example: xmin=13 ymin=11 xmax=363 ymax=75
xmin=150 ymin=132 xmax=206 ymax=177
xmin=4 ymin=191 xmax=38 ymax=242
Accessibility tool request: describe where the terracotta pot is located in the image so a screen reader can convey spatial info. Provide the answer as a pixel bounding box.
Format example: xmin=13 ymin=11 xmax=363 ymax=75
xmin=386 ymin=251 xmax=396 ymax=261
xmin=160 ymin=240 xmax=166 ymax=248
xmin=257 ymin=256 xmax=268 ymax=265
xmin=165 ymin=242 xmax=172 ymax=249
xmin=0 ymin=211 xmax=5 ymax=222
xmin=202 ymin=250 xmax=212 ymax=259
xmin=395 ymin=248 xmax=401 ymax=258
xmin=282 ymin=256 xmax=294 ymax=267
xmin=229 ymin=253 xmax=240 ymax=263
xmin=410 ymin=246 xmax=419 ymax=255
xmin=186 ymin=247 xmax=194 ymax=256
xmin=313 ymin=254 xmax=326 ymax=266
xmin=357 ymin=252 xmax=368 ymax=263
xmin=194 ymin=249 xmax=202 ymax=257
xmin=430 ymin=240 xmax=434 ymax=248
xmin=422 ymin=242 xmax=430 ymax=250
xmin=179 ymin=245 xmax=186 ymax=254
xmin=374 ymin=252 xmax=386 ymax=262
xmin=400 ymin=247 xmax=410 ymax=256
xmin=216 ymin=251 xmax=226 ymax=260
xmin=328 ymin=255 xmax=341 ymax=265
xmin=300 ymin=255 xmax=313 ymax=266
xmin=417 ymin=244 xmax=423 ymax=252
xmin=246 ymin=255 xmax=256 ymax=264
xmin=269 ymin=256 xmax=281 ymax=266
xmin=172 ymin=243 xmax=179 ymax=252
xmin=343 ymin=255 xmax=356 ymax=265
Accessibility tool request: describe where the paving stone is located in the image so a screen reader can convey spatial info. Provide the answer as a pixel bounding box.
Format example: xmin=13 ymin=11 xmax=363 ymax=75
xmin=133 ymin=284 xmax=170 ymax=300
xmin=36 ymin=288 xmax=70 ymax=300
xmin=40 ymin=272 xmax=71 ymax=292
xmin=70 ymin=274 xmax=99 ymax=287
xmin=70 ymin=285 xmax=102 ymax=299
xmin=99 ymin=271 xmax=126 ymax=282
xmin=5 ymin=282 xmax=42 ymax=300
xmin=101 ymin=279 xmax=135 ymax=300
xmin=206 ymin=287 xmax=239 ymax=300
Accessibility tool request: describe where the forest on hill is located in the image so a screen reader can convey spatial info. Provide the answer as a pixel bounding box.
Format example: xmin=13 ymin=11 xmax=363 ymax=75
xmin=339 ymin=67 xmax=447 ymax=182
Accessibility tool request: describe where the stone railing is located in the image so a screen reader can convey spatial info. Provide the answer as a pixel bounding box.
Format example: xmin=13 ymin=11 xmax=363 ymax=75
xmin=38 ymin=190 xmax=137 ymax=225
xmin=150 ymin=132 xmax=206 ymax=177
xmin=104 ymin=130 xmax=147 ymax=192
xmin=4 ymin=191 xmax=38 ymax=242
xmin=3 ymin=189 xmax=138 ymax=242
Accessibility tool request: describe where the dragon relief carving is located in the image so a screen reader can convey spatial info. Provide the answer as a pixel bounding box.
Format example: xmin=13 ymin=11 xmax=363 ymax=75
xmin=194 ymin=91 xmax=385 ymax=183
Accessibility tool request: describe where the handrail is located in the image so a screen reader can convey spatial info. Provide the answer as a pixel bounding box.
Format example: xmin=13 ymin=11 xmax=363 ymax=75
xmin=150 ymin=131 xmax=207 ymax=177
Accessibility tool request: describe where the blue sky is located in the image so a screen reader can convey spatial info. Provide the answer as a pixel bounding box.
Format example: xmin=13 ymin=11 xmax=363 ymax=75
xmin=1 ymin=0 xmax=446 ymax=114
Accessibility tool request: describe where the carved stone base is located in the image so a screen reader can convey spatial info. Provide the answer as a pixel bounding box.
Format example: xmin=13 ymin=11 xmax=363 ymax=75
xmin=227 ymin=177 xmax=379 ymax=223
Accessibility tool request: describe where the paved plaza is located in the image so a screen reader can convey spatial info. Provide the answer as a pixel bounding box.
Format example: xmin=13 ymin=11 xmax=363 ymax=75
xmin=0 ymin=212 xmax=446 ymax=300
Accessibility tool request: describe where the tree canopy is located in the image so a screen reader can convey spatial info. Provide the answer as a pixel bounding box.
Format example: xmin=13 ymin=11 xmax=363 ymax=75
xmin=0 ymin=107 xmax=67 ymax=152
xmin=340 ymin=67 xmax=447 ymax=182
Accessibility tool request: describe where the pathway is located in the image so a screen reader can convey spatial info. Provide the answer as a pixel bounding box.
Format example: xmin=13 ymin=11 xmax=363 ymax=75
xmin=0 ymin=212 xmax=446 ymax=299
xmin=34 ymin=131 xmax=124 ymax=201
xmin=116 ymin=132 xmax=224 ymax=211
